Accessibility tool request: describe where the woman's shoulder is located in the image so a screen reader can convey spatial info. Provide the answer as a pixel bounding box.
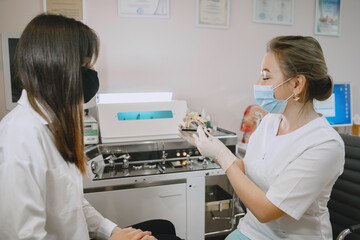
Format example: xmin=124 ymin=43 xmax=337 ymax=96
xmin=1 ymin=105 xmax=46 ymax=138
xmin=311 ymin=116 xmax=344 ymax=143
xmin=0 ymin=105 xmax=53 ymax=165
xmin=298 ymin=116 xmax=345 ymax=154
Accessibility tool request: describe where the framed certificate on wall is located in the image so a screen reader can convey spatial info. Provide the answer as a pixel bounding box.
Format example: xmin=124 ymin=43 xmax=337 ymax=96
xmin=118 ymin=0 xmax=170 ymax=18
xmin=196 ymin=0 xmax=230 ymax=29
xmin=315 ymin=0 xmax=341 ymax=36
xmin=253 ymin=0 xmax=294 ymax=25
xmin=44 ymin=0 xmax=85 ymax=22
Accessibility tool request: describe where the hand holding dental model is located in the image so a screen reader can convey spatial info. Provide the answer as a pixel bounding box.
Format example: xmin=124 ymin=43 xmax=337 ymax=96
xmin=193 ymin=126 xmax=237 ymax=172
xmin=178 ymin=111 xmax=237 ymax=172
xmin=178 ymin=111 xmax=207 ymax=146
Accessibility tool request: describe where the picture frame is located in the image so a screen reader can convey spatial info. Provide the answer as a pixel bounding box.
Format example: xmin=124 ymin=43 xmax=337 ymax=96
xmin=253 ymin=0 xmax=294 ymax=25
xmin=196 ymin=0 xmax=230 ymax=29
xmin=43 ymin=0 xmax=85 ymax=22
xmin=315 ymin=0 xmax=341 ymax=36
xmin=118 ymin=0 xmax=170 ymax=19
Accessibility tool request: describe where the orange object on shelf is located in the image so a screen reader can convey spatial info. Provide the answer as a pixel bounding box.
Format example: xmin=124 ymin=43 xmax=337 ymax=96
xmin=352 ymin=114 xmax=360 ymax=136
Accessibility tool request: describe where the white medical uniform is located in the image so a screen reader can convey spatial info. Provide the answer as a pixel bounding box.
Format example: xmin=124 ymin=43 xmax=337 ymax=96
xmin=238 ymin=113 xmax=344 ymax=240
xmin=0 ymin=90 xmax=116 ymax=240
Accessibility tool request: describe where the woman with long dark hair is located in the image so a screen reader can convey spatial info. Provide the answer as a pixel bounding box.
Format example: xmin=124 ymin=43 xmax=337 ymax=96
xmin=0 ymin=14 xmax=158 ymax=240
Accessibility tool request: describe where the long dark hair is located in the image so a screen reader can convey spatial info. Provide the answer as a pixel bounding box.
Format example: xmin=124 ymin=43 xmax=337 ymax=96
xmin=14 ymin=14 xmax=99 ymax=174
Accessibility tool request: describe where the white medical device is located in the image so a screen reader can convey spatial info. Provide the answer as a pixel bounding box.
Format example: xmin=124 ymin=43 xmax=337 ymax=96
xmin=97 ymin=100 xmax=187 ymax=143
xmin=84 ymin=110 xmax=99 ymax=145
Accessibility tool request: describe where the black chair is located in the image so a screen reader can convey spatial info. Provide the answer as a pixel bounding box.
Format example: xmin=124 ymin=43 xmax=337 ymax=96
xmin=131 ymin=219 xmax=181 ymax=240
xmin=328 ymin=134 xmax=360 ymax=240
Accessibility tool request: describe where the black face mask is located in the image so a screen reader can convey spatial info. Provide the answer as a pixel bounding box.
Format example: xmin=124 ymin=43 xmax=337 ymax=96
xmin=82 ymin=67 xmax=99 ymax=103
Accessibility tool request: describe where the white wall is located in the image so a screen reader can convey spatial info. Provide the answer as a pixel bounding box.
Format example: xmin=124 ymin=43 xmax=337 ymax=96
xmin=1 ymin=0 xmax=360 ymax=139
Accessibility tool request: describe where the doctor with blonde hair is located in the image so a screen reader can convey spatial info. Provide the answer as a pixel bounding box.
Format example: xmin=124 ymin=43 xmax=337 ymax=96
xmin=180 ymin=35 xmax=344 ymax=240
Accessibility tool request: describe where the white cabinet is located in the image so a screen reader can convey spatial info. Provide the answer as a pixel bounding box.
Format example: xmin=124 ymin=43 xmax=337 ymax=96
xmin=85 ymin=177 xmax=206 ymax=240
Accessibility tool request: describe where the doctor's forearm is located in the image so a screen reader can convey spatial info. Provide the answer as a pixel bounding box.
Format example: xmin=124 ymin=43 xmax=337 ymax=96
xmin=226 ymin=163 xmax=285 ymax=223
xmin=234 ymin=158 xmax=245 ymax=173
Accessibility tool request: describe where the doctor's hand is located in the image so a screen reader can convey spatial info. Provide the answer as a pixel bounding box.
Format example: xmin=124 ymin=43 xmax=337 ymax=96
xmin=109 ymin=227 xmax=157 ymax=240
xmin=178 ymin=124 xmax=196 ymax=146
xmin=193 ymin=126 xmax=237 ymax=172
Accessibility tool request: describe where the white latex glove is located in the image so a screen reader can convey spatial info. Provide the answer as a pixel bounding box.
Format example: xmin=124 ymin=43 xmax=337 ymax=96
xmin=178 ymin=124 xmax=196 ymax=146
xmin=193 ymin=126 xmax=237 ymax=172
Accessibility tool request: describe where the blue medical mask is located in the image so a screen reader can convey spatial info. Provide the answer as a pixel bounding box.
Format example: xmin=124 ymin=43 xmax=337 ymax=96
xmin=253 ymin=78 xmax=294 ymax=114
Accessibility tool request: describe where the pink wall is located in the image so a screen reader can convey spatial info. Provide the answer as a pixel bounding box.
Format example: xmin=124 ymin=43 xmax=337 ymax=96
xmin=1 ymin=0 xmax=360 ymax=138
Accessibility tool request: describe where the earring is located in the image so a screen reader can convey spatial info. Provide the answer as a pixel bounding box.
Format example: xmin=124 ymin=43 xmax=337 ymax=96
xmin=293 ymin=94 xmax=300 ymax=101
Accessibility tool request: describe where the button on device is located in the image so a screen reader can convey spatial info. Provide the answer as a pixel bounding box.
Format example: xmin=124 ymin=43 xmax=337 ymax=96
xmin=182 ymin=151 xmax=187 ymax=157
xmin=176 ymin=151 xmax=181 ymax=157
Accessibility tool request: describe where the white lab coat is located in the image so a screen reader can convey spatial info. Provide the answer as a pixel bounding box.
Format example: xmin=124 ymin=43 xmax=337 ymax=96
xmin=238 ymin=113 xmax=345 ymax=240
xmin=0 ymin=90 xmax=116 ymax=240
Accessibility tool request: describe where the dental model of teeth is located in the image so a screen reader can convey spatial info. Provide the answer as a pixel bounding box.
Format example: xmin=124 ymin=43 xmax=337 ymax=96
xmin=184 ymin=111 xmax=207 ymax=129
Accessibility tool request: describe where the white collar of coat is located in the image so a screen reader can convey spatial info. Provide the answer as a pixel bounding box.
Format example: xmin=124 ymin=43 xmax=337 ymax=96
xmin=17 ymin=89 xmax=49 ymax=125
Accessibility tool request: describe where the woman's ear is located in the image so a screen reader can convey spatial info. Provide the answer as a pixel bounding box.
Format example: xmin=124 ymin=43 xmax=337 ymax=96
xmin=294 ymin=75 xmax=306 ymax=95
